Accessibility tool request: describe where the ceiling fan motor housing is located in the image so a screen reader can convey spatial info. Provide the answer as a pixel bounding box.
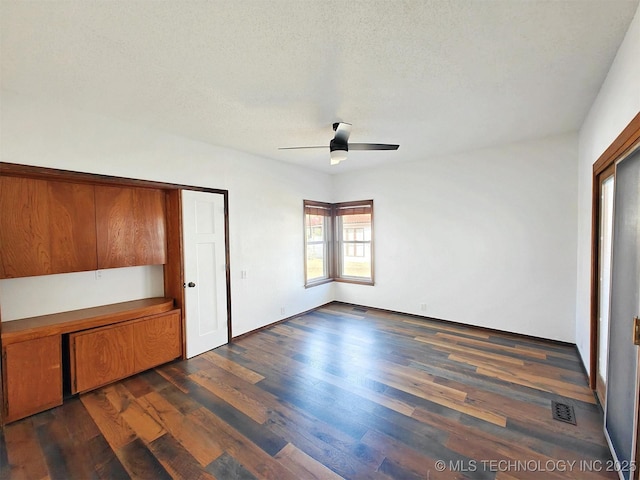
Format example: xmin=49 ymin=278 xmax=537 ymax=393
xmin=330 ymin=138 xmax=348 ymax=153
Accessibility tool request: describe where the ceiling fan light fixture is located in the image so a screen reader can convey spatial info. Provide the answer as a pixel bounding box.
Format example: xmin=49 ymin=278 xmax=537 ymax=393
xmin=329 ymin=137 xmax=348 ymax=165
xmin=330 ymin=148 xmax=348 ymax=165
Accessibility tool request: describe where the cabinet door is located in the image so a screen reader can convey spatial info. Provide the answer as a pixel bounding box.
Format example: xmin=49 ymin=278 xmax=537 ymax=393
xmin=95 ymin=186 xmax=136 ymax=268
xmin=70 ymin=323 xmax=135 ymax=394
xmin=0 ymin=177 xmax=50 ymax=278
xmin=48 ymin=181 xmax=98 ymax=273
xmin=133 ymin=310 xmax=182 ymax=372
xmin=96 ymin=186 xmax=166 ymax=269
xmin=134 ymin=188 xmax=167 ymax=265
xmin=0 ymin=177 xmax=97 ymax=278
xmin=3 ymin=336 xmax=62 ymax=423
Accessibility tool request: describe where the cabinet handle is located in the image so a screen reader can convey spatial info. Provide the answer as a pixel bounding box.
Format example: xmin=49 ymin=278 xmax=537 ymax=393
xmin=187 ymin=282 xmax=196 ymax=288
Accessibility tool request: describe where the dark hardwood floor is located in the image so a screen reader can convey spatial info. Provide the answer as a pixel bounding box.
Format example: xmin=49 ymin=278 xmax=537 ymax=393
xmin=0 ymin=302 xmax=615 ymax=479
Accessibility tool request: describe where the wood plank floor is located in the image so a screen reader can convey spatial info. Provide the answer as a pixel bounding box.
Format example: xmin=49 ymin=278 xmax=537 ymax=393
xmin=0 ymin=302 xmax=616 ymax=479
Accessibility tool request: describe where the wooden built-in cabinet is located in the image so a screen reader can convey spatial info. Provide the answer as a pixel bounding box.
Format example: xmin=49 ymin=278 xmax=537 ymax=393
xmin=69 ymin=310 xmax=181 ymax=394
xmin=0 ymin=177 xmax=98 ymax=278
xmin=1 ymin=298 xmax=180 ymax=423
xmin=0 ymin=177 xmax=167 ymax=279
xmin=0 ymin=163 xmax=227 ymax=426
xmin=2 ymin=336 xmax=62 ymax=423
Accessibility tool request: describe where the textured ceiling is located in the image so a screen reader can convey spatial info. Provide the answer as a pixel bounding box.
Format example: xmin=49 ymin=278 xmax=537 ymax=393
xmin=1 ymin=0 xmax=638 ymax=173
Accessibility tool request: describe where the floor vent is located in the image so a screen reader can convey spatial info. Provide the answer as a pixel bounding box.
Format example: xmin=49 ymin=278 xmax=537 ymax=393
xmin=551 ymin=401 xmax=576 ymax=425
xmin=353 ymin=307 xmax=368 ymax=313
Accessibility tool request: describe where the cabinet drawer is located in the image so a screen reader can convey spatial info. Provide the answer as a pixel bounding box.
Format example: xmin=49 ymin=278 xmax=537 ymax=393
xmin=70 ymin=323 xmax=135 ymax=394
xmin=3 ymin=336 xmax=62 ymax=423
xmin=133 ymin=310 xmax=182 ymax=372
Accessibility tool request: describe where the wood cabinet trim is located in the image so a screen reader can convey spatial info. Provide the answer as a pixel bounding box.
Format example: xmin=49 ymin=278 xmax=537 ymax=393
xmin=0 ymin=162 xmax=228 ymax=195
xmin=163 ymin=190 xmax=186 ymax=358
xmin=67 ymin=307 xmax=181 ymax=334
xmin=1 ymin=297 xmax=174 ymax=345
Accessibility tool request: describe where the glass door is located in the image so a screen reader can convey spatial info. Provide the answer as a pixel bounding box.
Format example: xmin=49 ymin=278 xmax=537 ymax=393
xmin=604 ymin=147 xmax=640 ymax=480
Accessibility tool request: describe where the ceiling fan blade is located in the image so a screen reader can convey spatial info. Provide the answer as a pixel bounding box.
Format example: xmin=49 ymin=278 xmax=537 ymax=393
xmin=348 ymin=143 xmax=400 ymax=151
xmin=333 ymin=122 xmax=352 ymax=144
xmin=278 ymin=146 xmax=327 ymax=150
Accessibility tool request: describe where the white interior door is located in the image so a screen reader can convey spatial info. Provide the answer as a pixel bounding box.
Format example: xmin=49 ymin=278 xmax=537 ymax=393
xmin=182 ymin=189 xmax=228 ymax=358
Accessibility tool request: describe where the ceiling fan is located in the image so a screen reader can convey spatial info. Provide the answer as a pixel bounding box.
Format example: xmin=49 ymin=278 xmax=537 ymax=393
xmin=279 ymin=122 xmax=399 ymax=165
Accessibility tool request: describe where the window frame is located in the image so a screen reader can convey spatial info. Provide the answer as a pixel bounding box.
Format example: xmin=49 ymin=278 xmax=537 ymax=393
xmin=303 ymin=199 xmax=374 ymax=288
xmin=303 ymin=200 xmax=333 ymax=287
xmin=334 ymin=200 xmax=374 ymax=285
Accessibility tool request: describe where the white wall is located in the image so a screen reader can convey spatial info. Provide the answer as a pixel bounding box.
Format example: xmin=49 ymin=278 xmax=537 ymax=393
xmin=0 ymin=266 xmax=164 ymax=321
xmin=0 ymin=91 xmax=334 ymax=335
xmin=333 ymin=134 xmax=579 ymax=342
xmin=576 ymin=5 xmax=640 ymax=369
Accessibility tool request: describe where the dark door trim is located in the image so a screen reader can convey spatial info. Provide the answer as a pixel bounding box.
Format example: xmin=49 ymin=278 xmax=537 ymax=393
xmin=589 ymin=112 xmax=640 ymax=390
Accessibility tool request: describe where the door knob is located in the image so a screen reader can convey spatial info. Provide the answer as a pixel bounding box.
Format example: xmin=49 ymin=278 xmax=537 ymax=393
xmin=187 ymin=282 xmax=196 ymax=288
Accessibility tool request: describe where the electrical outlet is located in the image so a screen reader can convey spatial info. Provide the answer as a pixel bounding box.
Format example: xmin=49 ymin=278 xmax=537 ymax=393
xmin=241 ymin=270 xmax=247 ymax=279
xmin=280 ymin=307 xmax=286 ymax=315
xmin=95 ymin=270 xmax=103 ymax=280
xmin=420 ymin=303 xmax=427 ymax=311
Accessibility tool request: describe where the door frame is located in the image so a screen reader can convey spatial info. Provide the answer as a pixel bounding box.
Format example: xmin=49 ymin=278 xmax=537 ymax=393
xmin=175 ymin=189 xmax=231 ymax=358
xmin=590 ymin=112 xmax=640 ymax=391
xmin=589 ymin=114 xmax=640 ymax=479
xmin=164 ymin=188 xmax=232 ymax=358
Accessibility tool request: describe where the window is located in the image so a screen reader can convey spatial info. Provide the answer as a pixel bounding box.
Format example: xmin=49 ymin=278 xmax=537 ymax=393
xmin=336 ymin=201 xmax=373 ymax=283
xmin=304 ymin=201 xmax=332 ymax=286
xmin=304 ymin=199 xmax=374 ymax=287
